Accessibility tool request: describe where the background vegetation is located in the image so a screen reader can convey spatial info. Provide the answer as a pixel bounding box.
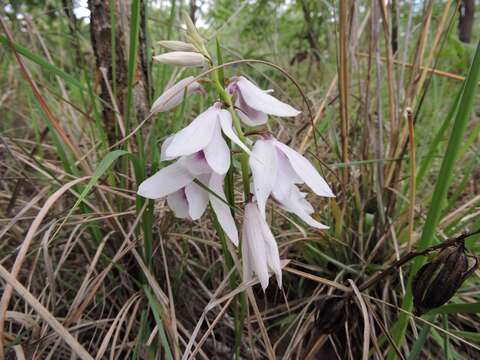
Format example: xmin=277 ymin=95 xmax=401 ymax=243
xmin=0 ymin=0 xmax=479 ymax=358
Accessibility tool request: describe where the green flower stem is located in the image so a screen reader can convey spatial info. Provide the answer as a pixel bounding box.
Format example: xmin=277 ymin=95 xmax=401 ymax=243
xmin=213 ymin=75 xmax=251 ymax=199
xmin=211 ymin=66 xmax=249 ymax=360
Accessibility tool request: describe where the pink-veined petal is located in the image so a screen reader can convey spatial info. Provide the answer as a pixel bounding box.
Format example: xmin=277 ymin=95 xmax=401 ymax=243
xmin=275 ymin=140 xmax=335 ymax=197
xmin=209 ymin=173 xmax=239 ymax=245
xmin=165 ymin=106 xmax=218 ymax=158
xmin=236 ymin=76 xmax=301 ymax=117
xmin=218 ymin=110 xmax=251 ymax=154
xmin=137 ymin=162 xmax=194 ymax=199
xmin=203 ymin=122 xmax=230 ymax=175
xmin=150 ymin=76 xmax=201 ymax=114
xmin=235 ymin=95 xmax=268 ymax=126
xmin=249 ymin=139 xmax=277 ymax=218
xmin=184 ymin=181 xmax=209 ymax=220
xmin=167 ymin=189 xmax=189 ymax=218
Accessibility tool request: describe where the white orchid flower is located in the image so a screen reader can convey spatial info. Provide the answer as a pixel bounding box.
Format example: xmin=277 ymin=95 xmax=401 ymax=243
xmin=162 ymin=102 xmax=250 ymax=175
xmin=227 ymin=76 xmax=301 ymax=126
xmin=242 ymin=201 xmax=282 ymax=290
xmin=150 ymin=76 xmax=202 ymax=114
xmin=249 ymin=136 xmax=334 ymax=228
xmin=153 ymin=51 xmax=205 ymax=67
xmin=137 ymin=152 xmax=238 ymax=245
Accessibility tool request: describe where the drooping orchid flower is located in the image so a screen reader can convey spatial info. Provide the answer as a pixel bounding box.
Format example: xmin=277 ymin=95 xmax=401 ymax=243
xmin=137 ymin=152 xmax=238 ymax=245
xmin=162 ymin=102 xmax=250 ymax=175
xmin=150 ymin=76 xmax=202 ymax=114
xmin=249 ymin=136 xmax=334 ymax=228
xmin=227 ymin=76 xmax=301 ymax=126
xmin=242 ymin=201 xmax=282 ymax=290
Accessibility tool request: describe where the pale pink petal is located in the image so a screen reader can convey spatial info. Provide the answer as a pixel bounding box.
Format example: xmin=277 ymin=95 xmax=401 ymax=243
xmin=165 ymin=106 xmax=218 ymax=158
xmin=242 ymin=229 xmax=253 ymax=282
xmin=235 ymin=76 xmax=301 ymax=117
xmin=203 ymin=122 xmax=230 ymax=175
xmin=258 ymin=210 xmax=283 ymax=288
xmin=160 ymin=135 xmax=175 ymax=161
xmin=185 ymin=181 xmax=209 ymax=220
xmin=276 ymin=149 xmax=302 ymax=183
xmin=277 ymin=186 xmax=328 ymax=230
xmin=178 ymin=152 xmax=212 ymax=175
xmin=167 ymin=190 xmax=189 ymax=218
xmin=137 ymin=162 xmax=194 ymax=199
xmin=243 ymin=203 xmax=270 ymax=290
xmin=218 ymin=110 xmax=251 ymax=154
xmin=249 ymin=139 xmax=277 ymax=218
xmin=271 ymin=150 xmax=302 ymax=201
xmin=297 ymin=191 xmax=315 ymax=214
xmin=294 ymin=209 xmax=328 ymax=229
xmin=275 ymin=140 xmax=334 ymax=197
xmin=150 ymin=76 xmax=201 ymax=114
xmin=235 ymin=95 xmax=268 ymax=126
xmin=209 ymin=173 xmax=239 ymax=245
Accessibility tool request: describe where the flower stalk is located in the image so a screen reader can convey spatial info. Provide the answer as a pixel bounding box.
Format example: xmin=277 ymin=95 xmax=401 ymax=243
xmin=138 ymin=17 xmax=334 ymax=357
xmin=214 ymin=79 xmax=252 ymax=198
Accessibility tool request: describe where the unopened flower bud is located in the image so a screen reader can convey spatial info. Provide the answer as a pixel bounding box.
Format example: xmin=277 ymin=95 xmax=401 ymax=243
xmin=315 ymin=295 xmax=348 ymax=334
xmin=182 ymin=11 xmax=204 ymax=46
xmin=150 ymin=76 xmax=202 ymax=114
xmin=157 ymin=40 xmax=198 ymax=52
xmin=412 ymin=244 xmax=477 ymax=315
xmin=153 ymin=52 xmax=205 ymax=67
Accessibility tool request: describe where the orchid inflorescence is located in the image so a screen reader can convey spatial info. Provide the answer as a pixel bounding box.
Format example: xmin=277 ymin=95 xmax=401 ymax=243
xmin=137 ymin=15 xmax=334 ymax=290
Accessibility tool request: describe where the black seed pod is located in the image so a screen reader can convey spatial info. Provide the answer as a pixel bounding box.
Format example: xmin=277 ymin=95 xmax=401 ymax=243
xmin=412 ymin=243 xmax=477 ymax=315
xmin=314 ymin=295 xmax=348 ymax=334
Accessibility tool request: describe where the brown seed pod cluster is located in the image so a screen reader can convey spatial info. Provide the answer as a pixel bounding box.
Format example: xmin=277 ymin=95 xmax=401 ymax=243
xmin=412 ymin=242 xmax=478 ymax=315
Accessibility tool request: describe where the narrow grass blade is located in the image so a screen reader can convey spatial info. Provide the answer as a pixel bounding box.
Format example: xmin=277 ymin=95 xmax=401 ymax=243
xmin=406 ymin=314 xmax=435 ymax=360
xmin=0 ymin=35 xmax=85 ymax=90
xmin=143 ymin=287 xmax=174 ymax=360
xmin=125 ymin=0 xmax=141 ymax=130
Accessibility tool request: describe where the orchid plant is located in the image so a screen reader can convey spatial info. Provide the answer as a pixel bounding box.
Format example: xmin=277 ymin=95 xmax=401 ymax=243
xmin=138 ymin=14 xmax=334 ymax=291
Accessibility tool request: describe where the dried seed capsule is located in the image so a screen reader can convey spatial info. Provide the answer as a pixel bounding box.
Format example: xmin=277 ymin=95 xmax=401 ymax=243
xmin=315 ymin=295 xmax=348 ymax=334
xmin=412 ymin=244 xmax=476 ymax=315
